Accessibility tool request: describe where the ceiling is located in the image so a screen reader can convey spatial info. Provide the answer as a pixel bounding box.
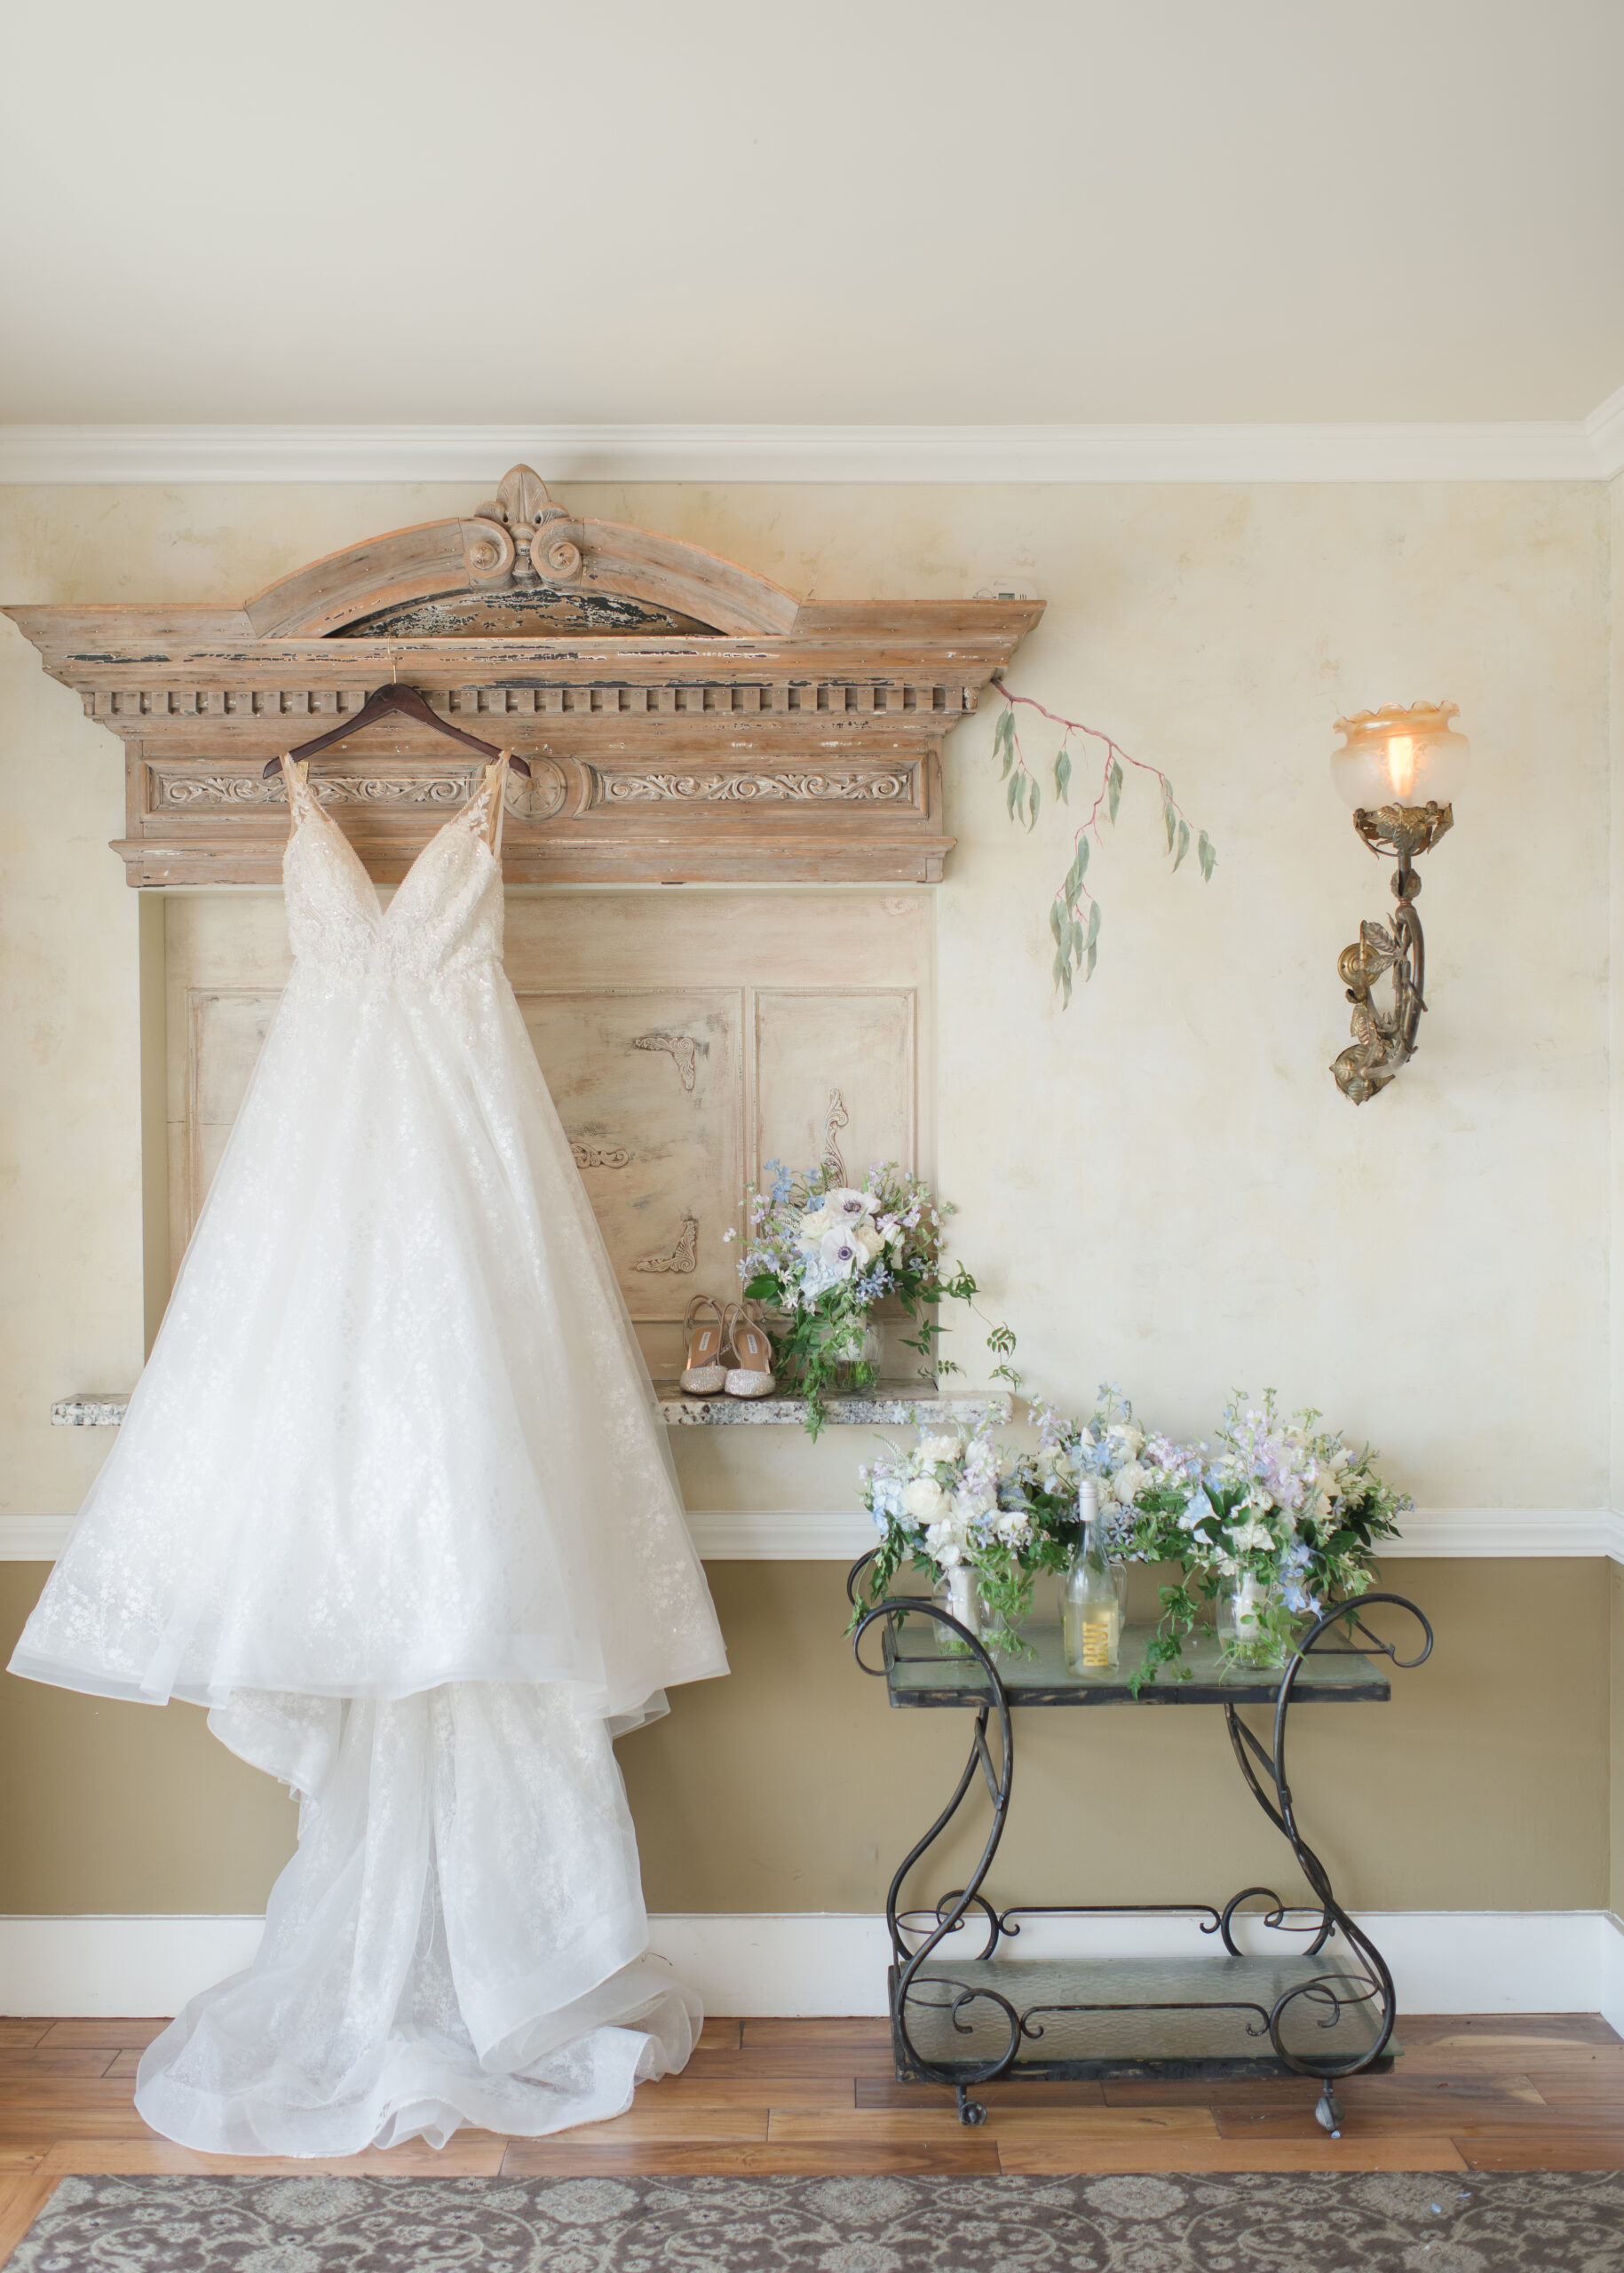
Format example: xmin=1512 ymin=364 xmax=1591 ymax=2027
xmin=4 ymin=0 xmax=1620 ymax=428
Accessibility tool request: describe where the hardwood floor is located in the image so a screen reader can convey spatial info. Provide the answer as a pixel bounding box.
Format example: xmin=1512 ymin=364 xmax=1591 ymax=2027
xmin=0 ymin=2013 xmax=1620 ymax=2261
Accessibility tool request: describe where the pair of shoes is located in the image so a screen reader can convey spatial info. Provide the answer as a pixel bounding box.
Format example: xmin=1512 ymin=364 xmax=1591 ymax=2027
xmin=680 ymin=1295 xmax=776 ymax=1398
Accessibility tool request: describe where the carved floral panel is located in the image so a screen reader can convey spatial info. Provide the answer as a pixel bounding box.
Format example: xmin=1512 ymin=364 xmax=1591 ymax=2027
xmin=752 ymin=991 xmax=916 ymax=1192
xmin=514 ymin=990 xmax=742 ymax=1323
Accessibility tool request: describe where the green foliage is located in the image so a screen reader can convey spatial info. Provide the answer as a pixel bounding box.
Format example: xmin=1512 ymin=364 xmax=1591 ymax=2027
xmin=988 ymin=688 xmax=1216 ymax=1006
xmin=737 ymin=1163 xmax=1006 ymax=1439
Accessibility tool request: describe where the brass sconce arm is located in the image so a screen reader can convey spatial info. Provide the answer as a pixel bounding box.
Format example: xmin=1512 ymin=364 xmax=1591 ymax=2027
xmin=1330 ymin=800 xmax=1453 ymax=1105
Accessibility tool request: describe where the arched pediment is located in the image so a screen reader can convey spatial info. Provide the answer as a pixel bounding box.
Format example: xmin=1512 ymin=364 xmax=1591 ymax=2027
xmin=4 ymin=465 xmax=1042 ymax=888
xmin=243 ymin=465 xmax=800 ymax=639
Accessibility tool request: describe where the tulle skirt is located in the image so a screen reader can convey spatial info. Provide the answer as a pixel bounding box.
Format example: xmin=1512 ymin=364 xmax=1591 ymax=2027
xmin=134 ymin=1681 xmax=699 ymax=2154
xmin=12 ymin=958 xmax=725 ymax=1723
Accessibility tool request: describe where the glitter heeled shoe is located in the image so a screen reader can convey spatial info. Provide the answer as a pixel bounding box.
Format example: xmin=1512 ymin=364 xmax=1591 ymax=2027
xmin=679 ymin=1294 xmax=729 ymax=1395
xmin=723 ymin=1303 xmax=777 ymax=1398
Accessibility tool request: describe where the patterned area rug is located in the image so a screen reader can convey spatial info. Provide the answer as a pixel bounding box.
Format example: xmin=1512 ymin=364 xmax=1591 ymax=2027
xmin=11 ymin=2170 xmax=1624 ymax=2270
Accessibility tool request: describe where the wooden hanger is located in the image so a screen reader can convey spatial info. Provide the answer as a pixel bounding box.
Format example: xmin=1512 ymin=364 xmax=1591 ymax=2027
xmin=262 ymin=685 xmax=532 ymax=777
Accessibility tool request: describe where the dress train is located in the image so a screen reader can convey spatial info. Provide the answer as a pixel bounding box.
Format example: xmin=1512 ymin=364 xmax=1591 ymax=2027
xmin=135 ymin=1682 xmax=697 ymax=2154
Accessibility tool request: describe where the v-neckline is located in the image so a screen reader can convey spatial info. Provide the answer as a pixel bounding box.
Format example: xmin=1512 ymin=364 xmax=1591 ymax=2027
xmin=289 ymin=772 xmax=500 ymax=928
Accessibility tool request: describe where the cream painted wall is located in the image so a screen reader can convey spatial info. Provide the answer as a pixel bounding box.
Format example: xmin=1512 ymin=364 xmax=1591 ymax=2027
xmin=0 ymin=475 xmax=1615 ymax=1918
xmin=2 ymin=478 xmax=1612 ymax=1514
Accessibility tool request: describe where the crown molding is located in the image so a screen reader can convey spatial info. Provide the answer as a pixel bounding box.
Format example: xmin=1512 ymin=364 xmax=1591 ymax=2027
xmin=0 ymin=412 xmax=1618 ymax=487
xmin=1586 ymin=383 xmax=1624 ymax=479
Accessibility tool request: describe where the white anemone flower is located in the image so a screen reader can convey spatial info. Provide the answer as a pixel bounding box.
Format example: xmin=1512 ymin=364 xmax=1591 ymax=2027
xmin=818 ymin=1226 xmax=862 ymax=1276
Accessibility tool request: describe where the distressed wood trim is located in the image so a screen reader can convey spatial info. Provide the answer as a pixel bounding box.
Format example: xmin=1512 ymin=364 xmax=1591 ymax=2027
xmin=4 ymin=468 xmax=1038 ymax=888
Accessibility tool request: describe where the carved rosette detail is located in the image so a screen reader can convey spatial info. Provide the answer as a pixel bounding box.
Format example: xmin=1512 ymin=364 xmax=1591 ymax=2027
xmin=533 ymin=529 xmax=584 ymax=582
xmin=461 ymin=518 xmax=518 ymax=584
xmin=598 ymin=768 xmax=914 ymax=805
xmin=501 ymin=758 xmax=568 ymax=823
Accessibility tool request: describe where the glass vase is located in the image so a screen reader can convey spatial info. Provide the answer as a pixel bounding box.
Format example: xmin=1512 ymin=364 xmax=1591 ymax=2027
xmin=933 ymin=1565 xmax=980 ymax=1656
xmin=1216 ymin=1571 xmax=1296 ymax=1669
xmin=827 ymin=1321 xmax=882 ymax=1394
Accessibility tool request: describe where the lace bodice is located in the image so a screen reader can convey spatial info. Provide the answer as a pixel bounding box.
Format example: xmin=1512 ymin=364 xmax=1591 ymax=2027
xmin=283 ymin=762 xmax=506 ymax=988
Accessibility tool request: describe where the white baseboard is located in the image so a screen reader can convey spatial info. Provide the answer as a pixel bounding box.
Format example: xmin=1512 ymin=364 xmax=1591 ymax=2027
xmin=3 ymin=1911 xmax=1620 ymax=2027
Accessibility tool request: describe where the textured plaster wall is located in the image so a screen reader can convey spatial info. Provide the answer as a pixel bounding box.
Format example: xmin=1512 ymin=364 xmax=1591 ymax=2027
xmin=0 ymin=476 xmax=1615 ymax=1916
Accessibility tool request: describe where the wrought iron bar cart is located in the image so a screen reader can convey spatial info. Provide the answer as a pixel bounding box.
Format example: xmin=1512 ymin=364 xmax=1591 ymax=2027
xmin=849 ymin=1561 xmax=1432 ymax=2134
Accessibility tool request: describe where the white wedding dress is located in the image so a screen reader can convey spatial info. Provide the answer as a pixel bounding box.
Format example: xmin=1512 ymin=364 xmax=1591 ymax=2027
xmin=11 ymin=756 xmax=728 ymax=2156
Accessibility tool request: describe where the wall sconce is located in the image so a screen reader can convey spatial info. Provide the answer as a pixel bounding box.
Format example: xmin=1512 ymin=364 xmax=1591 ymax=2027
xmin=1329 ymin=701 xmax=1469 ymax=1104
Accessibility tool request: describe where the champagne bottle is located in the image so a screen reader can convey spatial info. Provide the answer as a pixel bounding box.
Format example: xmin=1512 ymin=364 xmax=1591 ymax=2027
xmin=1063 ymin=1477 xmax=1121 ymax=1673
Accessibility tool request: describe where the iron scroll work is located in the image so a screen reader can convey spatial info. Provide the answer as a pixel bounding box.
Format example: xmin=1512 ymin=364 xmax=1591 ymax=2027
xmin=849 ymin=1566 xmax=1432 ymax=2133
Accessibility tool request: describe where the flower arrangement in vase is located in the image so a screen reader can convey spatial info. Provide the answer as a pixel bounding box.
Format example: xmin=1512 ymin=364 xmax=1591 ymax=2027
xmin=1008 ymin=1382 xmax=1411 ymax=1687
xmin=850 ymin=1412 xmax=1069 ymax=1657
xmin=730 ymin=1160 xmax=991 ymax=1437
xmin=1131 ymin=1390 xmax=1413 ymax=1678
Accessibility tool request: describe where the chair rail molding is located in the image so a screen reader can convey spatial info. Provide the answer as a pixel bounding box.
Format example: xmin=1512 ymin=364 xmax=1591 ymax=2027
xmin=1 ymin=405 xmax=1621 ymax=484
xmin=4 ymin=463 xmax=1041 ymax=890
xmin=4 ymin=1509 xmax=1621 ymax=1563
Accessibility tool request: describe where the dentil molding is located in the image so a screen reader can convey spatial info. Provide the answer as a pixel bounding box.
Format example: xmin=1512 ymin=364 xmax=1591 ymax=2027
xmin=4 ymin=463 xmax=1041 ymax=888
xmin=0 ymin=399 xmax=1621 ymax=487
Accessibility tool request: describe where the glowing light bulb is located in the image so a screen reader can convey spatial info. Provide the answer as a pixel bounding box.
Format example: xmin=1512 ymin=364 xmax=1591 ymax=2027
xmin=1330 ymin=704 xmax=1469 ymax=812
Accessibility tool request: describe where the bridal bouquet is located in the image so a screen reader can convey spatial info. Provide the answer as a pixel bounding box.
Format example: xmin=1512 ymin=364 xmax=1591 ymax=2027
xmin=731 ymin=1160 xmax=982 ymax=1436
xmin=850 ymin=1412 xmax=1069 ymax=1655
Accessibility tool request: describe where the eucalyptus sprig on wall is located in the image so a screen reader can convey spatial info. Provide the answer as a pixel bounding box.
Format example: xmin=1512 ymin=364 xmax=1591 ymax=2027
xmin=990 ymin=679 xmax=1217 ymax=1003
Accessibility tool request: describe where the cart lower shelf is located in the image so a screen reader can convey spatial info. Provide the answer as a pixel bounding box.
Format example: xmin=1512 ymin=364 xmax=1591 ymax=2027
xmin=891 ymin=1952 xmax=1397 ymax=2079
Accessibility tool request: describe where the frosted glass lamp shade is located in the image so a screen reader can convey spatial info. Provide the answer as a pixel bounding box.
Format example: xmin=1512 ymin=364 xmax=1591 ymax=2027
xmin=1330 ymin=703 xmax=1469 ymax=811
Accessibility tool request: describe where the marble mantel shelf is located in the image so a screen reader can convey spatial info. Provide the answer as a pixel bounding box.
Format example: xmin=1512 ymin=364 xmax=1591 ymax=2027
xmin=653 ymin=1382 xmax=1014 ymax=1427
xmin=53 ymin=1387 xmax=1015 ymax=1431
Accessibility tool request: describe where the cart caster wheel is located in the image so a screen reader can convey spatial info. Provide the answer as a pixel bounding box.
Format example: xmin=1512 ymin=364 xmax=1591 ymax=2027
xmin=1314 ymin=2086 xmax=1343 ymax=2138
xmin=956 ymin=2095 xmax=987 ymax=2126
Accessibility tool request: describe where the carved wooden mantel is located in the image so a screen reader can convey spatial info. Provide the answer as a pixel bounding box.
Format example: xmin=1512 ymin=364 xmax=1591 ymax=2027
xmin=5 ymin=467 xmax=1042 ymax=886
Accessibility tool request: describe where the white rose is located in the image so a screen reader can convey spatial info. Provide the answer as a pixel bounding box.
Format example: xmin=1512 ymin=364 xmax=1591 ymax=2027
xmin=851 ymin=1219 xmax=886 ymax=1263
xmin=797 ymin=1206 xmax=834 ymax=1247
xmin=901 ymin=1477 xmax=949 ymax=1525
xmin=1110 ymin=1461 xmax=1149 ymax=1507
xmin=916 ymin=1434 xmax=962 ymax=1466
xmin=1107 ymin=1422 xmax=1146 ymax=1459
